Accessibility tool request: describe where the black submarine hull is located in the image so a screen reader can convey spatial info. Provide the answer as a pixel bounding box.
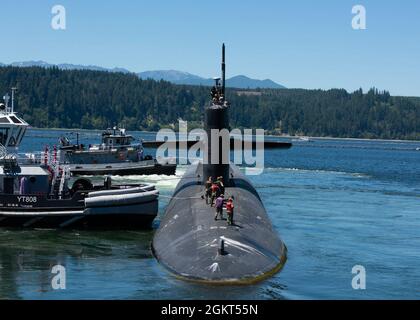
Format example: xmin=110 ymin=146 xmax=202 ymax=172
xmin=142 ymin=139 xmax=292 ymax=150
xmin=152 ymin=163 xmax=287 ymax=284
xmin=70 ymin=162 xmax=176 ymax=176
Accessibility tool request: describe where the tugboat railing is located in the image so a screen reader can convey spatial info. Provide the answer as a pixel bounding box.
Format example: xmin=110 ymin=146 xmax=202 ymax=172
xmin=12 ymin=152 xmax=46 ymax=165
xmin=58 ymin=166 xmax=70 ymax=199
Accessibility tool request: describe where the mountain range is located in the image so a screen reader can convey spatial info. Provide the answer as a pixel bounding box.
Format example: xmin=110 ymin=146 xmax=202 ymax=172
xmin=138 ymin=70 xmax=284 ymax=89
xmin=0 ymin=61 xmax=285 ymax=89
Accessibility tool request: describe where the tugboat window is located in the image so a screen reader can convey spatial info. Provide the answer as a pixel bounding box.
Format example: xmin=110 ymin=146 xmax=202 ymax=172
xmin=0 ymin=128 xmax=9 ymax=145
xmin=10 ymin=116 xmax=22 ymax=124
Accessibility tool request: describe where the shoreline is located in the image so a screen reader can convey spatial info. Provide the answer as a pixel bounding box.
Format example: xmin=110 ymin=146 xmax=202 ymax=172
xmin=27 ymin=127 xmax=420 ymax=143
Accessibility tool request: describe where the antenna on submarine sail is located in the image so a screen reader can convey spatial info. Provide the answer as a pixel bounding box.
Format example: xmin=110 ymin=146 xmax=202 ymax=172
xmin=222 ymin=43 xmax=226 ymax=96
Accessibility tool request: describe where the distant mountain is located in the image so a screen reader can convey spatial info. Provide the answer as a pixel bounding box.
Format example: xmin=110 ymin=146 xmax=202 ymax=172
xmin=227 ymin=75 xmax=284 ymax=89
xmin=56 ymin=63 xmax=131 ymax=74
xmin=138 ymin=70 xmax=209 ymax=85
xmin=10 ymin=61 xmax=52 ymax=68
xmin=2 ymin=61 xmax=285 ymax=89
xmin=7 ymin=61 xmax=131 ymax=74
xmin=139 ymin=70 xmax=285 ymax=89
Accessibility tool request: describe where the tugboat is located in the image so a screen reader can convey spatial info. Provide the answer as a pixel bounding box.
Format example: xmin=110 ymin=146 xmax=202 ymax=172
xmin=0 ymin=91 xmax=159 ymax=229
xmin=59 ymin=127 xmax=177 ymax=176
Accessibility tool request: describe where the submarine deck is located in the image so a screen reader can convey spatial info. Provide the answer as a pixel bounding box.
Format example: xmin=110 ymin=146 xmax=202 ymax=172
xmin=152 ymin=163 xmax=287 ymax=284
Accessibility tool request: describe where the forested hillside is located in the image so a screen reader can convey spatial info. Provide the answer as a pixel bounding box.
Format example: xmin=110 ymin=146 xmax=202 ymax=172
xmin=0 ymin=66 xmax=418 ymax=140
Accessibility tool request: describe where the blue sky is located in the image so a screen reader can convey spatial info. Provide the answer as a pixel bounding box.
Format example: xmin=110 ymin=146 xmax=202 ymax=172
xmin=1 ymin=0 xmax=419 ymax=96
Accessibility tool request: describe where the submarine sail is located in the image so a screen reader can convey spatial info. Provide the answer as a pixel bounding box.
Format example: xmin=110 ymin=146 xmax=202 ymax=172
xmin=152 ymin=44 xmax=287 ymax=284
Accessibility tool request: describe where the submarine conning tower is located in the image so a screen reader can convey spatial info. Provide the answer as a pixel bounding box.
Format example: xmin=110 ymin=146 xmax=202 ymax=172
xmin=152 ymin=44 xmax=287 ymax=285
xmin=203 ymin=43 xmax=230 ymax=185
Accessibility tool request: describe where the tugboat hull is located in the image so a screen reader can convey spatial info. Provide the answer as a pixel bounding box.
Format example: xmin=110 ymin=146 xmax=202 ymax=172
xmin=0 ymin=210 xmax=157 ymax=229
xmin=0 ymin=187 xmax=159 ymax=229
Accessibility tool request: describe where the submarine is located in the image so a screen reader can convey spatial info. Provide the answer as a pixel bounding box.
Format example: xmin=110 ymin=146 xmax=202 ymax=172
xmin=152 ymin=44 xmax=287 ymax=284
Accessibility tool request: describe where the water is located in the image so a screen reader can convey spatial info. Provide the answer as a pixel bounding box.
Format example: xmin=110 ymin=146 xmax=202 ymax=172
xmin=0 ymin=129 xmax=419 ymax=299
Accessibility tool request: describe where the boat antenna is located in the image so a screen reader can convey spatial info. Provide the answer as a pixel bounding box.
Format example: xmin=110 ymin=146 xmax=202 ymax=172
xmin=222 ymin=43 xmax=226 ymax=96
xmin=11 ymin=87 xmax=17 ymax=113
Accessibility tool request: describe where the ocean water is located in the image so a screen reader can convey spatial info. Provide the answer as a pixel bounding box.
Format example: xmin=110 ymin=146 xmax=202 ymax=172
xmin=0 ymin=129 xmax=419 ymax=299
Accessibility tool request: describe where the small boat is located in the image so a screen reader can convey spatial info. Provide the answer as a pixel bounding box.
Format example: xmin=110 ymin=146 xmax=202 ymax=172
xmin=0 ymin=91 xmax=159 ymax=229
xmin=292 ymin=136 xmax=313 ymax=142
xmin=59 ymin=127 xmax=176 ymax=176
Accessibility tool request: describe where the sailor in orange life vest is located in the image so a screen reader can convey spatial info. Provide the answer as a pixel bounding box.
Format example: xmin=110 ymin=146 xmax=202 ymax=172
xmin=210 ymin=182 xmax=220 ymax=207
xmin=226 ymin=197 xmax=234 ymax=225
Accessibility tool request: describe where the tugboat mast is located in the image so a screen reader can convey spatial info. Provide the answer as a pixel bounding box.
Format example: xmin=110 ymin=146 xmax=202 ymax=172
xmin=11 ymin=87 xmax=17 ymax=114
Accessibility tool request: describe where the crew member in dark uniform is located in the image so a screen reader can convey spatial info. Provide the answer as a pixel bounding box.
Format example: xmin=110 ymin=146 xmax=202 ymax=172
xmin=211 ymin=86 xmax=218 ymax=99
xmin=205 ymin=177 xmax=212 ymax=205
xmin=216 ymin=176 xmax=225 ymax=195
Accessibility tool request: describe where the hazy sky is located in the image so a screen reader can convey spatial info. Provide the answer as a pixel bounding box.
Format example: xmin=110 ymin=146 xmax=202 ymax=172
xmin=1 ymin=0 xmax=419 ymax=96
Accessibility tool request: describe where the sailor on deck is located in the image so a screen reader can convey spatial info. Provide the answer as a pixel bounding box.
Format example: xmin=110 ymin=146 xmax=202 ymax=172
xmin=205 ymin=177 xmax=213 ymax=205
xmin=226 ymin=197 xmax=234 ymax=225
xmin=216 ymin=176 xmax=225 ymax=195
xmin=214 ymin=194 xmax=225 ymax=221
xmin=210 ymin=182 xmax=220 ymax=207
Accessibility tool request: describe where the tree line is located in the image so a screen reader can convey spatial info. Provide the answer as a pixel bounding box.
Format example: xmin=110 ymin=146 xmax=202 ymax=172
xmin=0 ymin=66 xmax=418 ymax=140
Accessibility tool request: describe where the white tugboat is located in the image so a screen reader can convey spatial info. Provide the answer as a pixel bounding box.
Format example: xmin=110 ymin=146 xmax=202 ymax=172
xmin=59 ymin=127 xmax=177 ymax=176
xmin=0 ymin=90 xmax=159 ymax=229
